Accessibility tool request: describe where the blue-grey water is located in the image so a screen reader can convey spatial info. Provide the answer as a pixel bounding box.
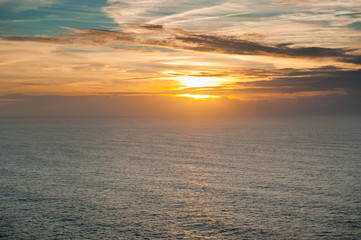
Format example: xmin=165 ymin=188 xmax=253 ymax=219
xmin=1 ymin=116 xmax=360 ymax=239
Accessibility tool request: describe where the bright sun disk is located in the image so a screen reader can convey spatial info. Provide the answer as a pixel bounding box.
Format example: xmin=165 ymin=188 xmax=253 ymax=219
xmin=175 ymin=76 xmax=225 ymax=88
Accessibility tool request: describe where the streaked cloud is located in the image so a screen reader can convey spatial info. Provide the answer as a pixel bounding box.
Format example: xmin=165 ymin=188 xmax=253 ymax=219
xmin=1 ymin=26 xmax=360 ymax=65
xmin=275 ymin=0 xmax=361 ymax=9
xmin=148 ymin=2 xmax=249 ymax=26
xmin=102 ymin=0 xmax=167 ymax=26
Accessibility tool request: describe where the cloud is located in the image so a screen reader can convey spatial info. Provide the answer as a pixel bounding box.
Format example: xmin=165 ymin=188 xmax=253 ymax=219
xmin=148 ymin=2 xmax=249 ymax=26
xmin=1 ymin=26 xmax=360 ymax=65
xmin=102 ymin=0 xmax=168 ymax=26
xmin=234 ymin=68 xmax=361 ymax=94
xmin=274 ymin=0 xmax=361 ymax=9
xmin=102 ymin=0 xmax=243 ymax=25
xmin=0 ymin=28 xmax=136 ymax=46
xmin=172 ymin=33 xmax=352 ymax=59
xmin=139 ymin=24 xmax=164 ymax=31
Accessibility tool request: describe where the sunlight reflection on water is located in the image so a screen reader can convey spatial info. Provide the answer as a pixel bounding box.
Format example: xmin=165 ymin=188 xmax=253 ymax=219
xmin=1 ymin=116 xmax=361 ymax=239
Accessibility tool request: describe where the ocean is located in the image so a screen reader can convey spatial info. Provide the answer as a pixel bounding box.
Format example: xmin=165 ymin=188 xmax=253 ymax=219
xmin=1 ymin=116 xmax=360 ymax=239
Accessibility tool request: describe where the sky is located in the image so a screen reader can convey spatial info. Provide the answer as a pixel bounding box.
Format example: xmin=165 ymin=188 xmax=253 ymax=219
xmin=0 ymin=0 xmax=361 ymax=116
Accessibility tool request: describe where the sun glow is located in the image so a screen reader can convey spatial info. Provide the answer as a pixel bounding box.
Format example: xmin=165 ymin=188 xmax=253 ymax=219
xmin=177 ymin=94 xmax=220 ymax=100
xmin=170 ymin=75 xmax=231 ymax=100
xmin=175 ymin=76 xmax=226 ymax=88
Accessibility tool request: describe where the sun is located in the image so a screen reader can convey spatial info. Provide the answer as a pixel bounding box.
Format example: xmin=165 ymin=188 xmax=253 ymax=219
xmin=175 ymin=76 xmax=225 ymax=88
xmin=169 ymin=75 xmax=232 ymax=100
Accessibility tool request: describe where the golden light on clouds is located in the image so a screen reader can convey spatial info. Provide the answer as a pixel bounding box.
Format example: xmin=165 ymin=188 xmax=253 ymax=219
xmin=162 ymin=60 xmax=222 ymax=66
xmin=170 ymin=75 xmax=233 ymax=100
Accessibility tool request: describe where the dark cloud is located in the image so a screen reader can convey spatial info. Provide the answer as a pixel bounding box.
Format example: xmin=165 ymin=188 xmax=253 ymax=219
xmin=0 ymin=35 xmax=72 ymax=44
xmin=0 ymin=28 xmax=136 ymax=45
xmin=175 ymin=34 xmax=351 ymax=59
xmin=236 ymin=68 xmax=361 ymax=93
xmin=1 ymin=26 xmax=361 ymax=64
xmin=344 ymin=55 xmax=361 ymax=65
xmin=139 ymin=24 xmax=164 ymax=30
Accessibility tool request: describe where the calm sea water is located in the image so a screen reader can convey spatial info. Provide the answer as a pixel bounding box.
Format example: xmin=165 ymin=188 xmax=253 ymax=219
xmin=1 ymin=116 xmax=360 ymax=239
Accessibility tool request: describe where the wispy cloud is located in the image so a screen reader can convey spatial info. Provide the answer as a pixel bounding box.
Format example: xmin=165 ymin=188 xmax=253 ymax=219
xmin=1 ymin=26 xmax=360 ymax=65
xmin=148 ymin=2 xmax=249 ymax=26
xmin=102 ymin=0 xmax=168 ymax=26
xmin=274 ymin=0 xmax=361 ymax=9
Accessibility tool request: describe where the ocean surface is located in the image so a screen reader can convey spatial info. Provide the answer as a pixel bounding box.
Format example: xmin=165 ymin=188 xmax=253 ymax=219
xmin=1 ymin=116 xmax=360 ymax=239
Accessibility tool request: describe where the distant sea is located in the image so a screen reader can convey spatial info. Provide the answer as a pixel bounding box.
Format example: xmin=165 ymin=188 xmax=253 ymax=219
xmin=1 ymin=116 xmax=360 ymax=239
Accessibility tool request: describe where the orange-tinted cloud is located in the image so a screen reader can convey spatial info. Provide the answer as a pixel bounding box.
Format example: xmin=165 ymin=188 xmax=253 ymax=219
xmin=2 ymin=26 xmax=360 ymax=64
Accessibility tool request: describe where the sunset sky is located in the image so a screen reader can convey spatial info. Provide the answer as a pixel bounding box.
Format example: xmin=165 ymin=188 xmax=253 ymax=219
xmin=1 ymin=0 xmax=361 ymax=116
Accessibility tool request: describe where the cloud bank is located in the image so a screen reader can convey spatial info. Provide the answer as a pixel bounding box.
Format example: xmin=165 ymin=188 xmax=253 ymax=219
xmin=1 ymin=26 xmax=360 ymax=65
